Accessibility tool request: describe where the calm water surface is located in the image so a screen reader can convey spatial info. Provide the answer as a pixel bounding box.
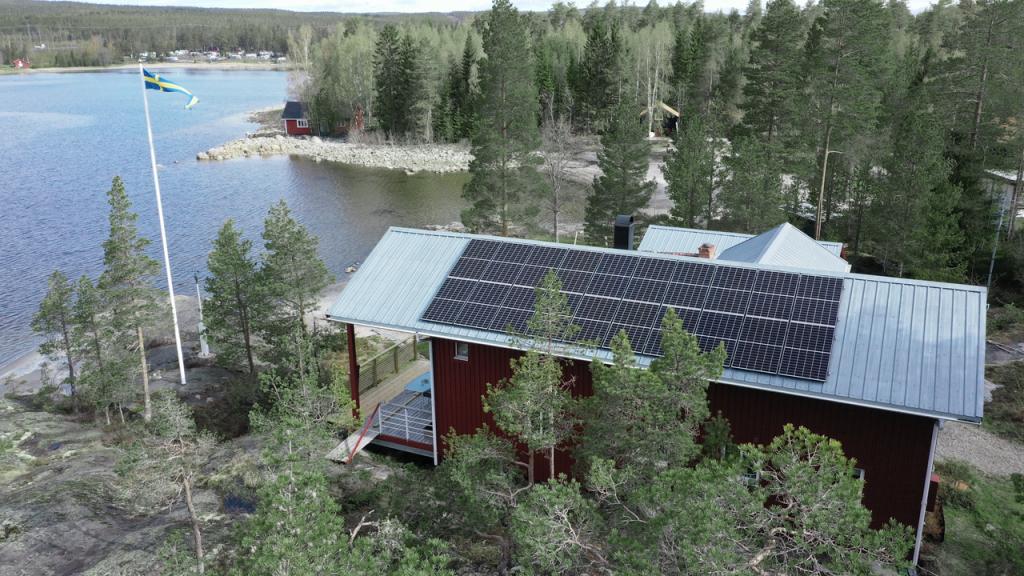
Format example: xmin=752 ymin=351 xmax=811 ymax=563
xmin=0 ymin=69 xmax=467 ymax=365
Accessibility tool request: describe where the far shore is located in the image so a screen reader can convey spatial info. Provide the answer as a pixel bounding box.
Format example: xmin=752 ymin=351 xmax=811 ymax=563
xmin=0 ymin=61 xmax=293 ymax=75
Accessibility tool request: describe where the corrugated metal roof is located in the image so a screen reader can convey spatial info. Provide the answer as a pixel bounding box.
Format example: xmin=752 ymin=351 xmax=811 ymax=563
xmin=639 ymin=224 xmax=845 ymax=258
xmin=717 ymin=223 xmax=851 ymax=272
xmin=328 ymin=227 xmax=986 ymax=423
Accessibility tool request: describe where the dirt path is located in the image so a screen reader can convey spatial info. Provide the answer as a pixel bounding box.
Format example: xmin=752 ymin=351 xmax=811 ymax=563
xmin=936 ymin=421 xmax=1024 ymax=476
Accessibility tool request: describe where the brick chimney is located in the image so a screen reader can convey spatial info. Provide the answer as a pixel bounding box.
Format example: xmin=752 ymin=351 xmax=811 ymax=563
xmin=698 ymin=243 xmax=716 ymax=259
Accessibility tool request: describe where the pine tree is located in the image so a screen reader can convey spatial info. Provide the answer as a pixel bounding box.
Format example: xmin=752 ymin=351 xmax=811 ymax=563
xmin=584 ymin=97 xmax=655 ymax=246
xmin=740 ymin=0 xmax=804 ymax=143
xmin=664 ymin=114 xmax=718 ymax=228
xmin=259 ymin=201 xmax=333 ymax=373
xmin=484 ymin=271 xmax=578 ymax=483
xmin=70 ymin=275 xmax=124 ymax=424
xmin=205 ymin=219 xmax=265 ymax=381
xmin=99 ymin=176 xmax=160 ymax=422
xmin=718 ymin=136 xmax=787 ymax=232
xmin=461 ymin=0 xmax=544 ymax=236
xmin=32 ymin=270 xmax=77 ymax=399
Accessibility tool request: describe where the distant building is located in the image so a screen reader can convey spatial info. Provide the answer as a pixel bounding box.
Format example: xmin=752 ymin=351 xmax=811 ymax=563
xmin=12 ymin=58 xmax=29 ymax=69
xmin=281 ymin=101 xmax=312 ymax=136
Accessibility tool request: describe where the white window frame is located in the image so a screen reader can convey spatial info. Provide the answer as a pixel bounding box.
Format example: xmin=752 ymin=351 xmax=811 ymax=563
xmin=853 ymin=467 xmax=865 ymax=481
xmin=454 ymin=341 xmax=470 ymax=361
xmin=295 ymin=118 xmax=309 ymax=129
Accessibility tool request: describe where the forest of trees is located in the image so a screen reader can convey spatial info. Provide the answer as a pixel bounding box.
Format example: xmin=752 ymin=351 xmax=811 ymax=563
xmin=294 ymin=0 xmax=1024 ymax=286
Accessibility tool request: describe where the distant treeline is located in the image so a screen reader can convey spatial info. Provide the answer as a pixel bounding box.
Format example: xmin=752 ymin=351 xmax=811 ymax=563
xmin=0 ymin=0 xmax=468 ymax=67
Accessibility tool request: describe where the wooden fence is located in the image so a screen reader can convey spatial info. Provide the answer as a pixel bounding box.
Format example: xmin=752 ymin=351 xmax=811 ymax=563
xmin=358 ymin=335 xmax=422 ymax=394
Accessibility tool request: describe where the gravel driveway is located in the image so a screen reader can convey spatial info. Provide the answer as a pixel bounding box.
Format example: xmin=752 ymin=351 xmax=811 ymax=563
xmin=936 ymin=421 xmax=1024 ymax=476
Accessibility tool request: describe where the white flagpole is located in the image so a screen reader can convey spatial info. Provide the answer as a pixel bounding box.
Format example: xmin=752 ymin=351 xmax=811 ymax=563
xmin=139 ymin=63 xmax=188 ymax=385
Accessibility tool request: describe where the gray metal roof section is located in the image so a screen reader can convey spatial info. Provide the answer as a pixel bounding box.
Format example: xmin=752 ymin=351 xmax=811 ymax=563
xmin=717 ymin=223 xmax=851 ymax=272
xmin=640 ymin=224 xmax=845 ymax=258
xmin=328 ymin=227 xmax=986 ymax=423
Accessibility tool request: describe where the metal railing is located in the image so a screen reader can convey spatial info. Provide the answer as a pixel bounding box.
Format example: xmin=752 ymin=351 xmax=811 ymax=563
xmin=378 ymin=396 xmax=434 ymax=447
xmin=357 ymin=335 xmax=422 ymax=394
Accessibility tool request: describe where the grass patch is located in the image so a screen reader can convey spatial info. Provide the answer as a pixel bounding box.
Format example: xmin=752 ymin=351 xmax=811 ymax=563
xmin=983 ymin=362 xmax=1024 ymax=443
xmin=930 ymin=460 xmax=1024 ymax=575
xmin=988 ymin=304 xmax=1024 ymax=344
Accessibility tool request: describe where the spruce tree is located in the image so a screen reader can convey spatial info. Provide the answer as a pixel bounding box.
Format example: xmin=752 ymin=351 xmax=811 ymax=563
xmin=373 ymin=24 xmax=406 ymax=139
xmin=259 ymin=201 xmax=332 ymax=373
xmin=579 ymin=14 xmax=623 ymax=131
xmin=718 ymin=136 xmax=787 ymax=233
xmin=99 ymin=175 xmax=160 ymax=421
xmin=205 ymin=219 xmax=265 ymax=381
xmin=584 ymin=97 xmax=655 ymax=246
xmin=664 ymin=114 xmax=718 ymax=228
xmin=32 ymin=270 xmax=77 ymax=399
xmin=461 ymin=0 xmax=544 ymax=235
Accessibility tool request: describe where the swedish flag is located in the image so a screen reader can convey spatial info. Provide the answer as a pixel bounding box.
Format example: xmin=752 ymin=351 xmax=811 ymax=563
xmin=143 ymin=69 xmax=199 ymax=109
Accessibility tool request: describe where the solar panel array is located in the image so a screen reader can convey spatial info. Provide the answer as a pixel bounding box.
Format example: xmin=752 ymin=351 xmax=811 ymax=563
xmin=420 ymin=240 xmax=844 ymax=381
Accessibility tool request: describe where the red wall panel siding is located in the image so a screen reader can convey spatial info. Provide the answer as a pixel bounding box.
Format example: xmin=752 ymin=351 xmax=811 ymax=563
xmin=431 ymin=338 xmax=591 ymax=481
xmin=431 ymin=338 xmax=933 ymax=530
xmin=285 ymin=119 xmax=312 ymax=136
xmin=707 ymin=384 xmax=935 ymax=529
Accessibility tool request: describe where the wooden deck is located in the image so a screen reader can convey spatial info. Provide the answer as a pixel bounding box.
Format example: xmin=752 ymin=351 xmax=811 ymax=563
xmin=359 ymin=359 xmax=430 ymax=419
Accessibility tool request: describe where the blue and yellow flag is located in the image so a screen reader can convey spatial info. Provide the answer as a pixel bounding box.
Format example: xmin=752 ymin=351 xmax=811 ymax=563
xmin=143 ymin=69 xmax=199 ymax=109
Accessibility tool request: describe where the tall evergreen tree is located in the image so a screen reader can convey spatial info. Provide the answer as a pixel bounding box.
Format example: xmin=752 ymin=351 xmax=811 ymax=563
xmin=373 ymin=24 xmax=409 ymax=139
xmin=32 ymin=270 xmax=77 ymax=399
xmin=665 ymin=114 xmax=718 ymax=228
xmin=461 ymin=0 xmax=544 ymax=236
xmin=718 ymin=136 xmax=787 ymax=232
xmin=584 ymin=97 xmax=655 ymax=245
xmin=259 ymin=201 xmax=332 ymax=373
xmin=740 ymin=0 xmax=804 ymax=143
xmin=579 ymin=14 xmax=623 ymax=131
xmin=205 ymin=219 xmax=265 ymax=381
xmin=98 ymin=176 xmax=160 ymax=422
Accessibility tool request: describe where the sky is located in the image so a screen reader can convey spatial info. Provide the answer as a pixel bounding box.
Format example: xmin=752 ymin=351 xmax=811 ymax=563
xmin=66 ymin=0 xmax=941 ymax=15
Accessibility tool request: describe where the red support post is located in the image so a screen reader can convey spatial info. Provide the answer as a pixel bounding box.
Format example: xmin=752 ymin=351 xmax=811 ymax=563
xmin=347 ymin=323 xmax=360 ymax=417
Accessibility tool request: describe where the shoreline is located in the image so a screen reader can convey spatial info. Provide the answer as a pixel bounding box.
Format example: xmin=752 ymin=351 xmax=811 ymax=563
xmin=0 ymin=61 xmax=293 ymax=75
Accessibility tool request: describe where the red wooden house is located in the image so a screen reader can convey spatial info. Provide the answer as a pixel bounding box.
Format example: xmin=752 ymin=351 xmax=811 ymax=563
xmin=281 ymin=101 xmax=311 ymax=136
xmin=12 ymin=58 xmax=29 ymax=69
xmin=326 ymin=223 xmax=985 ymax=568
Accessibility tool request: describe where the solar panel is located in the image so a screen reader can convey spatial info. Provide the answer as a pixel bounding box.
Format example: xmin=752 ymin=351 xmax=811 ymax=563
xmin=779 ymin=348 xmax=830 ymax=381
xmin=419 ymin=239 xmax=846 ymax=383
xmin=463 ymin=239 xmax=501 ymax=259
xmin=480 ymin=261 xmax=522 ymax=284
xmin=663 ymin=282 xmax=709 ymax=308
xmin=556 ymin=269 xmax=594 ymax=293
xmin=586 ymin=274 xmax=630 ymax=299
xmin=450 ymin=257 xmax=488 ymax=280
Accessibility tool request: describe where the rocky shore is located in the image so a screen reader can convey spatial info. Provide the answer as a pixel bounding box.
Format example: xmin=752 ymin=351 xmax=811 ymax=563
xmin=197 ymin=135 xmax=472 ymax=174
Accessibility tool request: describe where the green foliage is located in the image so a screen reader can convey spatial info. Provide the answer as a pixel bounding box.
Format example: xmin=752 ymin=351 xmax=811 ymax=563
xmin=665 ymin=114 xmax=718 ymax=228
xmin=205 ymin=219 xmax=266 ymax=379
xmin=258 ymin=200 xmax=333 ymax=372
xmin=440 ymin=427 xmax=526 ymax=531
xmin=584 ymin=96 xmax=655 ymax=246
xmin=983 ymin=361 xmax=1024 ymax=443
xmin=32 ymin=270 xmax=77 ymax=395
xmin=510 ymin=478 xmax=604 ymax=574
xmin=577 ymin=12 xmax=623 ymax=131
xmin=717 ymin=137 xmax=787 ymax=233
xmin=461 ymin=0 xmax=545 ymax=236
xmin=740 ymin=0 xmax=805 ymax=144
xmin=374 ymin=25 xmax=425 ymax=140
xmin=701 ymin=410 xmax=735 ymax=461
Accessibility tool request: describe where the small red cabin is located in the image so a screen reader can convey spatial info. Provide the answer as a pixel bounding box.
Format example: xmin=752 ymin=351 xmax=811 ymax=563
xmin=12 ymin=58 xmax=29 ymax=69
xmin=281 ymin=101 xmax=311 ymax=136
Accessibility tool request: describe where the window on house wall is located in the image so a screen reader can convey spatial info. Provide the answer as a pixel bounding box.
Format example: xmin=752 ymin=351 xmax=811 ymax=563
xmin=454 ymin=341 xmax=469 ymax=361
xmin=296 ymin=119 xmax=308 ymax=128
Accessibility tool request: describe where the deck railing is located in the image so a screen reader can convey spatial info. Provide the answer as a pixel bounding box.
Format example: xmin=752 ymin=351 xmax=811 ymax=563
xmin=358 ymin=335 xmax=422 ymax=394
xmin=377 ymin=393 xmax=434 ymax=448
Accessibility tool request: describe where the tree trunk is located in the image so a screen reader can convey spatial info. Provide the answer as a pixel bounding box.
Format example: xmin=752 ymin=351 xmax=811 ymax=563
xmin=137 ymin=325 xmax=151 ymax=422
xmin=234 ymin=277 xmax=257 ymax=380
xmin=549 ymin=445 xmax=555 ymax=480
xmin=1007 ymin=146 xmax=1024 ymax=240
xmin=183 ymin=476 xmax=205 ymax=574
xmin=59 ymin=314 xmax=77 ymax=410
xmin=118 ymin=403 xmax=125 ymax=424
xmin=104 ymin=405 xmax=111 ymax=426
xmin=528 ymin=451 xmax=535 ymax=485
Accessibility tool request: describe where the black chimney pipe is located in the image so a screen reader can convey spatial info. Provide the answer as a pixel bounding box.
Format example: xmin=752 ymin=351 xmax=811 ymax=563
xmin=613 ymin=214 xmax=634 ymax=250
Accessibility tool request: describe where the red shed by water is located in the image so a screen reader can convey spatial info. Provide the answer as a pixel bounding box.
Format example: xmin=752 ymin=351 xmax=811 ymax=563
xmin=326 ymin=223 xmax=986 ymax=569
xmin=281 ymin=101 xmax=311 ymax=136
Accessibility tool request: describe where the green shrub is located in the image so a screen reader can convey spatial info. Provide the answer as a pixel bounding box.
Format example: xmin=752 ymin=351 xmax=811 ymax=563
xmin=984 ymin=362 xmax=1024 ymax=443
xmin=935 ymin=460 xmax=977 ymax=510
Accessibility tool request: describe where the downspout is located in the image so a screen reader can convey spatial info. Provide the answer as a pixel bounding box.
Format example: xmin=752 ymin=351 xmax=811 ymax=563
xmin=428 ymin=337 xmax=439 ymax=466
xmin=347 ymin=323 xmax=361 ymax=418
xmin=912 ymin=419 xmax=940 ymax=568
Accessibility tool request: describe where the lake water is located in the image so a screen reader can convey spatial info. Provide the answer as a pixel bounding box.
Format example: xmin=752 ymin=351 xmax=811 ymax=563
xmin=0 ymin=69 xmax=467 ymax=365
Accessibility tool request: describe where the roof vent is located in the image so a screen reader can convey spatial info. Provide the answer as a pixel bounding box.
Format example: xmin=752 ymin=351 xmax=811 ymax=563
xmin=614 ymin=215 xmax=634 ymax=250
